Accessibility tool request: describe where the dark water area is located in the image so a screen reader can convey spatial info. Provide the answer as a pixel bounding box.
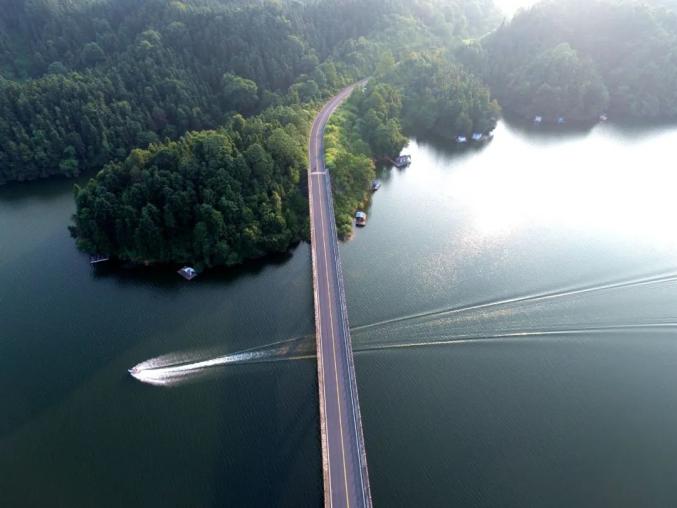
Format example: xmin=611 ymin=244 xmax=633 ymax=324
xmin=0 ymin=178 xmax=321 ymax=506
xmin=2 ymin=119 xmax=677 ymax=506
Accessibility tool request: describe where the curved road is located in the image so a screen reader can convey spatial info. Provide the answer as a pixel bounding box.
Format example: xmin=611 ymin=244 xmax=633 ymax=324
xmin=308 ymin=82 xmax=373 ymax=508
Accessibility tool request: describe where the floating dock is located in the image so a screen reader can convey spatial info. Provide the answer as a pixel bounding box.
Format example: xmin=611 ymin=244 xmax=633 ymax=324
xmin=89 ymin=254 xmax=110 ymax=265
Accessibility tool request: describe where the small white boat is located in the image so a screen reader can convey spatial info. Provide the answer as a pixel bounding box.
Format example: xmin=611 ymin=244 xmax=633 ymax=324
xmin=534 ymin=116 xmax=543 ymax=124
xmin=355 ymin=211 xmax=367 ymax=227
xmin=600 ymin=114 xmax=608 ymax=122
xmin=456 ymin=136 xmax=468 ymax=144
xmin=371 ymin=180 xmax=382 ymax=191
xmin=557 ymin=116 xmax=566 ymax=124
xmin=178 ymin=266 xmax=198 ymax=281
xmin=472 ymin=133 xmax=483 ymax=142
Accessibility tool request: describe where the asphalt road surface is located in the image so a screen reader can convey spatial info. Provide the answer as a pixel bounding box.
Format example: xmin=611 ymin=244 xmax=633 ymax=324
xmin=308 ymin=82 xmax=373 ymax=508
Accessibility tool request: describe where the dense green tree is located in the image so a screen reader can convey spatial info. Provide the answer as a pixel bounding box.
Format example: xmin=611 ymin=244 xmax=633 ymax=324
xmin=71 ymin=107 xmax=312 ymax=268
xmin=504 ymin=43 xmax=609 ymax=121
xmin=222 ymin=73 xmax=259 ymax=114
xmin=388 ymin=53 xmax=501 ymax=138
xmin=81 ymin=42 xmax=105 ymax=66
xmin=481 ymin=0 xmax=677 ymax=121
xmin=0 ymin=0 xmax=501 ymax=185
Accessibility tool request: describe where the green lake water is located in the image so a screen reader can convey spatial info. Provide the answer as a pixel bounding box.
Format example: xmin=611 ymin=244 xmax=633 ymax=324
xmin=2 ymin=119 xmax=677 ymax=506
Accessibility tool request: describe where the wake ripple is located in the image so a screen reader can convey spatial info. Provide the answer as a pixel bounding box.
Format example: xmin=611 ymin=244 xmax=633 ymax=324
xmin=351 ymin=271 xmax=677 ymax=335
xmin=129 ymin=271 xmax=677 ymax=386
xmin=129 ymin=336 xmax=314 ymax=386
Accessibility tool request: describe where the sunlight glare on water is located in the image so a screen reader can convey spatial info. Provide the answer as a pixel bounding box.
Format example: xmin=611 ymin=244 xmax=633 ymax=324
xmin=444 ymin=122 xmax=677 ymax=249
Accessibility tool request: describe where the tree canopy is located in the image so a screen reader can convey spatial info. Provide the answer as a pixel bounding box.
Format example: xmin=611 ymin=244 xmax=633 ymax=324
xmin=0 ymin=0 xmax=501 ymax=185
xmin=0 ymin=0 xmax=503 ymax=266
xmin=478 ymin=0 xmax=677 ymax=122
xmin=70 ymin=107 xmax=311 ymax=268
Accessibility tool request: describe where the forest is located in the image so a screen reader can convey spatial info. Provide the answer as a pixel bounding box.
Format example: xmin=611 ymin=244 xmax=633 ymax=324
xmin=47 ymin=0 xmax=497 ymax=265
xmin=0 ymin=0 xmax=498 ymax=184
xmin=70 ymin=107 xmax=311 ymax=268
xmin=474 ymin=0 xmax=677 ymax=122
xmin=5 ymin=0 xmax=677 ymax=266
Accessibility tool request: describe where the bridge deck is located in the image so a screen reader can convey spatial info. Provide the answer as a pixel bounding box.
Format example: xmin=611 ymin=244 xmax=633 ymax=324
xmin=308 ymin=83 xmax=372 ymax=508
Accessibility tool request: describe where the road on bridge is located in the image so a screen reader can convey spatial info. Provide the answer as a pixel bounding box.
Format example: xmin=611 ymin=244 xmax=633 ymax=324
xmin=308 ymin=82 xmax=373 ymax=508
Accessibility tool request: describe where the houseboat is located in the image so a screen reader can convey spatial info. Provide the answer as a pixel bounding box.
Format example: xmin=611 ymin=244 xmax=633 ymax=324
xmin=355 ymin=211 xmax=367 ymax=227
xmin=393 ymin=155 xmax=412 ymax=168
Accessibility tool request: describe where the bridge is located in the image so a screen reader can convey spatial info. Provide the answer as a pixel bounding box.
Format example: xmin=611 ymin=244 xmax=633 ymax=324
xmin=308 ymin=82 xmax=373 ymax=508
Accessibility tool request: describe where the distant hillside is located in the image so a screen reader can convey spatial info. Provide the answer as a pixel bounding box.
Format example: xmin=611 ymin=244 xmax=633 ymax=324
xmin=475 ymin=0 xmax=677 ymax=122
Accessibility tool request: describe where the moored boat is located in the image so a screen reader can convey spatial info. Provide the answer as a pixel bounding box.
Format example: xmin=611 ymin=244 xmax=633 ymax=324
xmin=393 ymin=155 xmax=412 ymax=168
xmin=355 ymin=211 xmax=367 ymax=227
xmin=178 ymin=266 xmax=198 ymax=280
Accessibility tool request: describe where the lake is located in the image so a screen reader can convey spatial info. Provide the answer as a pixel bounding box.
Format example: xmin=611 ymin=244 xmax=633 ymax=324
xmin=2 ymin=119 xmax=677 ymax=507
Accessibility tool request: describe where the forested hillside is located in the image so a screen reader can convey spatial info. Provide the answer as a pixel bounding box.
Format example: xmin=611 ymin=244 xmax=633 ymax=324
xmin=10 ymin=0 xmax=677 ymax=267
xmin=0 ymin=0 xmax=499 ymax=184
xmin=58 ymin=0 xmax=500 ymax=266
xmin=474 ymin=0 xmax=677 ymax=122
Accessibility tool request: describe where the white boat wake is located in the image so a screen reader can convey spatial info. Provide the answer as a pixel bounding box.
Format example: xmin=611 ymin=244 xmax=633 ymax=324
xmin=128 ymin=270 xmax=677 ymax=386
xmin=128 ymin=336 xmax=314 ymax=386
